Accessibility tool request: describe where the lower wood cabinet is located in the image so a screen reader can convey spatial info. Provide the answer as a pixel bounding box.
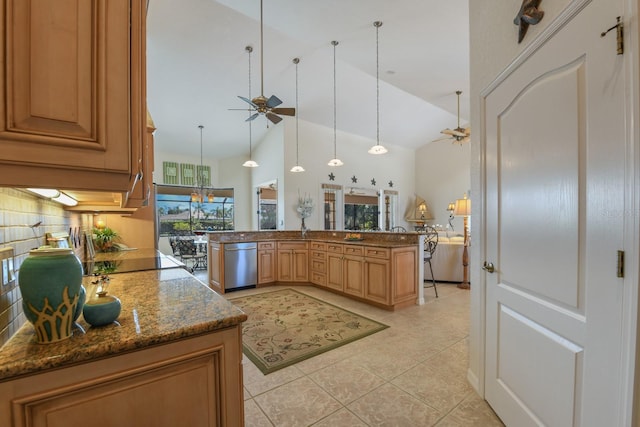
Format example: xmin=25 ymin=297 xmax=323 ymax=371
xmin=258 ymin=241 xmax=276 ymax=284
xmin=277 ymin=241 xmax=308 ymax=282
xmin=0 ymin=327 xmax=245 ymax=427
xmin=343 ymin=246 xmax=365 ymax=297
xmin=309 ymin=241 xmax=327 ymax=286
xmin=326 ymin=243 xmax=344 ymax=291
xmin=208 ymin=241 xmax=222 ymax=292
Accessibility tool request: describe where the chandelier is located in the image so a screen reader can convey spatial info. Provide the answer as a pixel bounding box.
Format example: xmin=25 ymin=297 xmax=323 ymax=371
xmin=191 ymin=125 xmax=214 ymax=203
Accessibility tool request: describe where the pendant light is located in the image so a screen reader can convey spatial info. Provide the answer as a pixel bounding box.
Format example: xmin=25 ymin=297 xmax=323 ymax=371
xmin=368 ymin=21 xmax=388 ymax=155
xmin=242 ymin=45 xmax=259 ymax=168
xmin=328 ymin=40 xmax=343 ymax=167
xmin=191 ymin=125 xmax=214 ymax=203
xmin=290 ymin=57 xmax=305 ymax=172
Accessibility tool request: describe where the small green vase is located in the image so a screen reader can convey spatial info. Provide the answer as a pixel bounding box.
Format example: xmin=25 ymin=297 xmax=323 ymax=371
xmin=19 ymin=248 xmax=83 ymax=344
xmin=83 ymin=293 xmax=121 ymax=327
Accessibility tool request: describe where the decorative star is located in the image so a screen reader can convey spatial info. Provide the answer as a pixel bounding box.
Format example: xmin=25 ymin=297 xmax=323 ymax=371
xmin=371 ymin=178 xmax=376 ymax=186
xmin=514 ymin=0 xmax=544 ymax=43
xmin=388 ymin=181 xmax=394 ymax=188
xmin=351 ymin=175 xmax=358 ymax=183
xmin=328 ymin=172 xmax=335 ymax=181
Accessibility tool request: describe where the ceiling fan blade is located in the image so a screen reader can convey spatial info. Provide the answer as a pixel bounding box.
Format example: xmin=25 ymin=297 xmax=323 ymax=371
xmin=245 ymin=113 xmax=259 ymax=122
xmin=265 ymin=112 xmax=282 ymax=124
xmin=271 ymin=107 xmax=295 ymax=116
xmin=442 ymin=128 xmax=466 ymax=137
xmin=432 ymin=135 xmax=452 ymax=142
xmin=266 ymin=95 xmax=283 ymax=108
xmin=238 ymin=95 xmax=259 ymax=109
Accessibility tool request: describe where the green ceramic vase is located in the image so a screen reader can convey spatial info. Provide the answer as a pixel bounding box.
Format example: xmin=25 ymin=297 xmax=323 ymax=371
xmin=19 ymin=248 xmax=83 ymax=344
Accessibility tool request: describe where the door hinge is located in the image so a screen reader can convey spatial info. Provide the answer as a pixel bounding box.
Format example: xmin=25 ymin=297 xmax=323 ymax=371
xmin=617 ymin=250 xmax=624 ymax=278
xmin=600 ymin=16 xmax=623 ymax=55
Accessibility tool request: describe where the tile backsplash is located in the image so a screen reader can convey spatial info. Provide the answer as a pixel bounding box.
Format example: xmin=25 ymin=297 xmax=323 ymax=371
xmin=0 ymin=188 xmax=91 ymax=346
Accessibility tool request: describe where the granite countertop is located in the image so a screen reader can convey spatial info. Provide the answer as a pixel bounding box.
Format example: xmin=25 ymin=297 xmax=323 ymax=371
xmin=206 ymin=230 xmax=420 ymax=248
xmin=0 ymin=268 xmax=247 ymax=381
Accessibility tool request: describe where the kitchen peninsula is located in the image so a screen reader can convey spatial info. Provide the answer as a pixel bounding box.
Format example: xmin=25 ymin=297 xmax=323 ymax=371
xmin=0 ymin=267 xmax=247 ymax=426
xmin=207 ymin=230 xmax=421 ymax=310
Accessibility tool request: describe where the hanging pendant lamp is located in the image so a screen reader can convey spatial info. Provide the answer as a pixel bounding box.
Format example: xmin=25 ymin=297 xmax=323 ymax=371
xmin=328 ymin=40 xmax=343 ymax=167
xmin=368 ymin=21 xmax=388 ymax=155
xmin=242 ymin=45 xmax=259 ymax=168
xmin=191 ymin=125 xmax=214 ymax=202
xmin=290 ymin=57 xmax=305 ymax=173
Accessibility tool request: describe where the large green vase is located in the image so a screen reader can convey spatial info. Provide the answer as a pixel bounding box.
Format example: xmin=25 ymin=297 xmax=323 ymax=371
xmin=18 ymin=248 xmax=83 ymax=344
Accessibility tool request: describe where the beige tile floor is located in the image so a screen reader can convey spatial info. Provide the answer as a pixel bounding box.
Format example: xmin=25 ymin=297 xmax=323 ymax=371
xmin=195 ymin=270 xmax=505 ymax=426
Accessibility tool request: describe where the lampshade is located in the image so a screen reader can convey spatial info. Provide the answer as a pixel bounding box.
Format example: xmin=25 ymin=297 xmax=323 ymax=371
xmin=453 ymin=194 xmax=471 ymax=216
xmin=447 ymin=203 xmax=455 ymax=212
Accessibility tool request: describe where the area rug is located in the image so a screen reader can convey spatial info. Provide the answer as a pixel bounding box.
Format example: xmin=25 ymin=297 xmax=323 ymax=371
xmin=229 ymin=288 xmax=389 ymax=375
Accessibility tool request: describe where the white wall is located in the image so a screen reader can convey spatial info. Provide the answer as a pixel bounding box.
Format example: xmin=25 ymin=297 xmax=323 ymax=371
xmin=415 ymin=141 xmax=470 ymax=233
xmin=279 ymin=117 xmax=417 ymax=231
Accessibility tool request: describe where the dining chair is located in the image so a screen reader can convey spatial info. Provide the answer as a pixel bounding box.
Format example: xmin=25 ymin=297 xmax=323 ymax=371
xmin=424 ymin=225 xmax=438 ymax=297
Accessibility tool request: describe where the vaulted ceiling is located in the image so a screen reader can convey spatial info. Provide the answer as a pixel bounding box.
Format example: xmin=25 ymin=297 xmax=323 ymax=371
xmin=146 ymin=0 xmax=470 ymax=160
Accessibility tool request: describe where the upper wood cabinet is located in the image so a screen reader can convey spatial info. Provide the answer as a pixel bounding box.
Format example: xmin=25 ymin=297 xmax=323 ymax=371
xmin=0 ymin=0 xmax=147 ymax=194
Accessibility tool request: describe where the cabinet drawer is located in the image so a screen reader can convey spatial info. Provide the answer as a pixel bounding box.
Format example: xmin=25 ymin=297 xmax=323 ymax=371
xmin=258 ymin=241 xmax=275 ymax=250
xmin=326 ymin=243 xmax=343 ymax=254
xmin=344 ymin=245 xmax=364 ymax=256
xmin=365 ymin=247 xmax=390 ymax=259
xmin=311 ymin=259 xmax=326 ymax=273
xmin=310 ymin=250 xmax=326 ymax=261
xmin=310 ymin=241 xmax=326 ymax=251
xmin=277 ymin=241 xmax=308 ymax=250
xmin=311 ymin=271 xmax=326 ymax=286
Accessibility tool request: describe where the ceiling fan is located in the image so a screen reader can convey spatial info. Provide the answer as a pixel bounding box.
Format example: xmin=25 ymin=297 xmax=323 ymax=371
xmin=235 ymin=0 xmax=295 ymax=125
xmin=433 ymin=90 xmax=470 ymax=144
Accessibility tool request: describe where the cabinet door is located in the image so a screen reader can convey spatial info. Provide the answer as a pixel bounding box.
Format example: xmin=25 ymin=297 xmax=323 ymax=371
xmin=292 ymin=250 xmax=308 ymax=282
xmin=0 ymin=0 xmax=146 ymax=191
xmin=258 ymin=250 xmax=276 ymax=284
xmin=277 ymin=250 xmax=293 ymax=282
xmin=343 ymin=255 xmax=364 ymax=297
xmin=364 ymin=258 xmax=390 ymax=305
xmin=208 ymin=242 xmax=222 ymax=292
xmin=326 ymin=253 xmax=343 ymax=291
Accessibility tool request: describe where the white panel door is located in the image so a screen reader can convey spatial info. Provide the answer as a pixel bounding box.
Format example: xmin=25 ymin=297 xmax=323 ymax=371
xmin=484 ymin=0 xmax=627 ymax=426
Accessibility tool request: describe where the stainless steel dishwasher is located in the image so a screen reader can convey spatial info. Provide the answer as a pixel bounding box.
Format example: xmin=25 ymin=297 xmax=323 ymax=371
xmin=224 ymin=242 xmax=257 ymax=291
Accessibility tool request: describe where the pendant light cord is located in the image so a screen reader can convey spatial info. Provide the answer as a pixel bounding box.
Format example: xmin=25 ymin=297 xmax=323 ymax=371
xmin=248 ymin=46 xmax=254 ymax=159
xmin=294 ymin=58 xmax=300 ymax=165
xmin=376 ymin=22 xmax=380 ymax=145
xmin=332 ymin=41 xmax=338 ymax=159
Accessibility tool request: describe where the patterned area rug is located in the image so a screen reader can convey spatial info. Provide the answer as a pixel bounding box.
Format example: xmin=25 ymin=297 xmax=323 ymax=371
xmin=229 ymin=288 xmax=389 ymax=375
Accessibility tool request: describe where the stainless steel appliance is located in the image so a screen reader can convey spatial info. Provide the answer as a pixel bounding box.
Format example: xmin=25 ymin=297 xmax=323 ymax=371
xmin=224 ymin=242 xmax=257 ymax=291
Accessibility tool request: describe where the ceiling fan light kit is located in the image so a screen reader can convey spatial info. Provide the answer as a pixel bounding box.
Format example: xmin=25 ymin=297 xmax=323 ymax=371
xmin=368 ymin=20 xmax=388 ymax=155
xmin=290 ymin=57 xmax=305 ymax=173
xmin=328 ymin=40 xmax=343 ymax=167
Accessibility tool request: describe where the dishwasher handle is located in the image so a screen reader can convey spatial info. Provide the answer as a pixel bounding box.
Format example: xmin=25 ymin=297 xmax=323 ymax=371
xmin=225 ymin=246 xmax=257 ymax=251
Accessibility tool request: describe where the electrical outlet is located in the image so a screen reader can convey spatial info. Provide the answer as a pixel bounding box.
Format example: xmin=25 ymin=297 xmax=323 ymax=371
xmin=0 ymin=247 xmax=15 ymax=292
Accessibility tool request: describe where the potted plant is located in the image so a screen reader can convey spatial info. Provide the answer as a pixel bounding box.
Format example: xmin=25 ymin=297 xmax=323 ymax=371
xmin=93 ymin=227 xmax=119 ymax=252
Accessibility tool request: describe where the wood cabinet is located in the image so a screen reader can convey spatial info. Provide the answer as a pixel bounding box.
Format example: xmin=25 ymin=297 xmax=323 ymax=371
xmin=208 ymin=241 xmax=223 ymax=293
xmin=277 ymin=241 xmax=308 ymax=282
xmin=326 ymin=243 xmax=344 ymax=291
xmin=364 ymin=247 xmax=391 ymax=305
xmin=0 ymin=326 xmax=245 ymax=427
xmin=309 ymin=241 xmax=327 ymax=286
xmin=0 ymin=0 xmax=148 ymax=196
xmin=343 ymin=245 xmax=365 ymax=297
xmin=258 ymin=241 xmax=276 ymax=284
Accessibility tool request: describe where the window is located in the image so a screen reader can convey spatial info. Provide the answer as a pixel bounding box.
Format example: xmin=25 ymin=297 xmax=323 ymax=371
xmin=344 ymin=189 xmax=379 ymax=230
xmin=322 ymin=183 xmax=342 ymax=230
xmin=156 ymin=185 xmax=234 ymax=236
